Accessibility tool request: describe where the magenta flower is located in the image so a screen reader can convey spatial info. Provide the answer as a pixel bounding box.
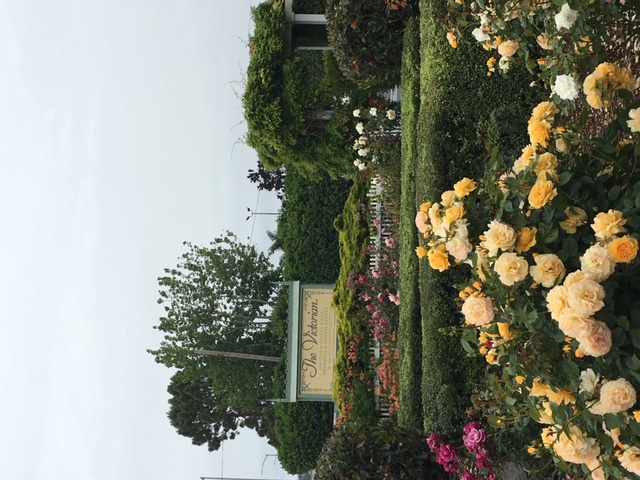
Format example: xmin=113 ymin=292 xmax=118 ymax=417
xmin=426 ymin=432 xmax=441 ymax=451
xmin=463 ymin=421 xmax=487 ymax=453
xmin=436 ymin=443 xmax=458 ymax=469
xmin=461 ymin=472 xmax=477 ymax=480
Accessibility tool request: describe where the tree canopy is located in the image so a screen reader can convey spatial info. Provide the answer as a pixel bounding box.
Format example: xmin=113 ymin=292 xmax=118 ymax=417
xmin=148 ymin=231 xmax=283 ymax=409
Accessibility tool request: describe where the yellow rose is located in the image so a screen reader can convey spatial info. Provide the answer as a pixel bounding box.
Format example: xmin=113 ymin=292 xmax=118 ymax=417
xmin=634 ymin=410 xmax=640 ymax=423
xmin=619 ymin=445 xmax=640 ymax=476
xmin=530 ymin=378 xmax=552 ymax=397
xmin=536 ymin=34 xmax=554 ymax=50
xmin=481 ymin=220 xmax=517 ymax=257
xmin=585 ymin=459 xmax=605 ymax=480
xmin=589 ymin=378 xmax=637 ymax=415
xmin=560 ymin=207 xmax=588 ymax=234
xmin=497 ymin=321 xmax=515 ymax=340
xmin=528 ymin=120 xmax=552 ymax=147
xmin=535 ymin=152 xmax=558 ymax=174
xmin=498 ymin=40 xmax=519 ymax=57
xmin=530 ymin=253 xmax=566 ymax=288
xmin=581 ymin=244 xmax=616 ymax=282
xmin=453 ymin=177 xmax=477 ymax=198
xmin=427 ymin=244 xmax=450 ymax=272
xmin=444 ymin=205 xmax=465 ymax=226
xmin=461 ymin=294 xmax=495 ymax=326
xmin=416 ymin=246 xmax=428 ymax=259
xmin=546 ymin=284 xmax=569 ymax=320
xmin=530 ymin=101 xmax=559 ymax=123
xmin=578 ymin=320 xmax=612 ymax=357
xmin=547 ymin=387 xmax=575 ymax=405
xmin=541 ymin=427 xmax=557 ymax=449
xmin=536 ymin=401 xmax=555 ymax=424
xmin=514 ymin=144 xmax=537 ymax=175
xmin=528 ymin=178 xmax=557 ymax=209
xmin=419 ymin=201 xmax=431 ymax=213
xmin=566 ymin=278 xmax=605 ymax=317
xmin=516 ymin=226 xmax=537 ymax=252
xmin=441 ymin=190 xmax=457 ymax=208
xmin=446 ymin=30 xmax=458 ymax=48
xmin=494 ymin=252 xmax=529 ymax=286
xmin=553 ymin=424 xmax=600 ymax=464
xmin=592 ymin=209 xmax=627 ymax=239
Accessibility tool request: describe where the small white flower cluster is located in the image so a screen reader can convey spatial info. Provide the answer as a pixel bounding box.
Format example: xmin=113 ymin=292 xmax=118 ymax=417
xmin=351 ymin=107 xmax=398 ymax=171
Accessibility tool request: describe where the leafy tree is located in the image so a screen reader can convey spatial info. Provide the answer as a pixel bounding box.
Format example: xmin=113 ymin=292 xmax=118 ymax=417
xmin=167 ymin=370 xmax=278 ymax=451
xmin=149 ymin=231 xmax=283 ymax=408
xmin=247 ymin=162 xmax=286 ymax=200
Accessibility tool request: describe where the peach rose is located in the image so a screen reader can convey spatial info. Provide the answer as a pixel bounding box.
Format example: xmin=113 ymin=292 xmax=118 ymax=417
xmin=578 ymin=320 xmax=612 ymax=357
xmin=530 ymin=253 xmax=566 ymax=287
xmin=528 ymin=120 xmax=552 ymax=148
xmin=528 ymin=178 xmax=557 ymax=209
xmin=494 ymin=252 xmax=529 ymax=286
xmin=446 ymin=236 xmax=473 ymax=263
xmin=513 ymin=144 xmax=537 ymax=174
xmin=461 ymin=295 xmax=495 ymax=326
xmin=547 ymin=387 xmax=575 ymax=405
xmin=608 ymin=235 xmax=639 ymax=263
xmin=516 ymin=227 xmax=537 ymax=253
xmin=589 ymin=378 xmax=637 ymax=415
xmin=566 ymin=278 xmax=605 ymax=317
xmin=552 ymin=424 xmax=600 ymax=464
xmin=415 ymin=210 xmax=430 ymax=234
xmin=581 ymin=244 xmax=616 ymax=282
xmin=592 ymin=210 xmax=627 ymax=239
xmin=563 ymin=270 xmax=595 ymax=287
xmin=585 ymin=459 xmax=605 ymax=480
xmin=441 ymin=190 xmax=457 ymax=208
xmin=453 ymin=177 xmax=477 ymax=198
xmin=557 ymin=314 xmax=596 ymax=339
xmin=481 ymin=220 xmax=517 ymax=257
xmin=530 ymin=101 xmax=559 ymax=122
xmin=498 ymin=40 xmax=519 ymax=57
xmin=541 ymin=426 xmax=557 ymax=448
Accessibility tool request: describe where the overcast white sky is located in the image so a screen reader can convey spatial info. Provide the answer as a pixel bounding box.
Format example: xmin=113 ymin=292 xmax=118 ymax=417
xmin=0 ymin=1 xmax=293 ymax=479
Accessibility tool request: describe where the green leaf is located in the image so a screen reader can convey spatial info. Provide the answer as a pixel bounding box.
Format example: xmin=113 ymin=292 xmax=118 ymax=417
xmin=505 ymin=396 xmax=517 ymax=406
xmin=559 ymin=171 xmax=572 ymax=186
xmin=608 ymin=185 xmax=621 ymax=202
xmin=604 ymin=413 xmax=623 ymax=429
xmin=630 ymin=329 xmax=640 ymax=349
xmin=627 ymin=215 xmax=640 ymax=229
xmin=626 ymin=354 xmax=640 ymax=372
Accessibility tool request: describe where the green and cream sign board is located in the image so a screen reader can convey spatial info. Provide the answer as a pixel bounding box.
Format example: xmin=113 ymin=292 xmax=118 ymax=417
xmin=278 ymin=281 xmax=338 ymax=402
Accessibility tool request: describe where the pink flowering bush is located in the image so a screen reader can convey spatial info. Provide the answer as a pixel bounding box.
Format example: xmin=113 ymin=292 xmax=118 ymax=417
xmin=427 ymin=422 xmax=498 ymax=479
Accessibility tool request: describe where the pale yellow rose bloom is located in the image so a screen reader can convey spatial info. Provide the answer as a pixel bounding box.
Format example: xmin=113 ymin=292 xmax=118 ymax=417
xmin=541 ymin=426 xmax=557 ymax=448
xmin=536 ymin=401 xmax=555 ymax=424
xmin=536 ymin=34 xmax=554 ymax=50
xmin=585 ymin=458 xmax=605 ymax=480
xmin=581 ymin=244 xmax=616 ymax=282
xmin=415 ymin=210 xmax=430 ymax=234
xmin=427 ymin=244 xmax=450 ymax=272
xmin=553 ymin=424 xmax=600 ymax=464
xmin=566 ymin=279 xmax=605 ymax=317
xmin=560 ymin=207 xmax=588 ymax=234
xmin=494 ymin=252 xmax=529 ymax=286
xmin=528 ymin=178 xmax=557 ymax=209
xmin=579 ymin=368 xmax=599 ymax=395
xmin=628 ymin=108 xmax=640 ymax=133
xmin=619 ymin=445 xmax=640 ymax=475
xmin=563 ymin=270 xmax=595 ymax=287
xmin=578 ymin=320 xmax=612 ymax=357
xmin=513 ymin=144 xmax=537 ymax=174
xmin=589 ymin=378 xmax=637 ymax=415
xmin=547 ymin=284 xmax=570 ymax=320
xmin=530 ymin=378 xmax=552 ymax=397
xmin=516 ymin=227 xmax=537 ymax=253
xmin=481 ymin=220 xmax=517 ymax=257
xmin=547 ymin=387 xmax=575 ymax=405
xmin=453 ymin=177 xmax=477 ymax=198
xmin=608 ymin=235 xmax=639 ymax=263
xmin=592 ymin=209 xmax=627 ymax=239
xmin=441 ymin=190 xmax=457 ymax=208
xmin=535 ymin=152 xmax=558 ymax=174
xmin=461 ymin=294 xmax=495 ymax=326
xmin=530 ymin=253 xmax=566 ymax=287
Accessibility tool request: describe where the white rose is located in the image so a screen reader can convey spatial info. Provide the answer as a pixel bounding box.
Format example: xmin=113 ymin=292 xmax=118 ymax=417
xmin=566 ymin=279 xmax=606 ymax=317
xmin=357 ymin=148 xmax=369 ymax=157
xmin=369 ymin=107 xmax=377 ymax=116
xmin=494 ymin=252 xmax=529 ymax=286
xmin=472 ymin=27 xmax=491 ymax=43
xmin=355 ymin=122 xmax=365 ymax=134
xmin=461 ymin=295 xmax=495 ymax=326
xmin=446 ymin=236 xmax=473 ymax=263
xmin=499 ymin=56 xmax=511 ymax=72
xmin=581 ymin=244 xmax=616 ymax=282
xmin=386 ymin=109 xmax=396 ymax=120
xmin=555 ymin=3 xmax=579 ymax=31
xmin=353 ymin=108 xmax=361 ymax=117
xmin=552 ymin=74 xmax=581 ymax=101
xmin=589 ymin=378 xmax=637 ymax=415
xmin=579 ymin=368 xmax=600 ymax=395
